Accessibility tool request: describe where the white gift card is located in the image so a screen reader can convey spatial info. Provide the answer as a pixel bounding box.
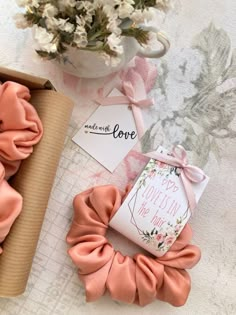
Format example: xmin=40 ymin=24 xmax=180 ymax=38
xmin=72 ymin=89 xmax=138 ymax=172
xmin=109 ymin=146 xmax=209 ymax=257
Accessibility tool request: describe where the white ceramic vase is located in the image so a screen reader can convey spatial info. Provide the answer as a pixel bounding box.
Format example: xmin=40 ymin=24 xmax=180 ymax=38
xmin=53 ymin=26 xmax=170 ymax=78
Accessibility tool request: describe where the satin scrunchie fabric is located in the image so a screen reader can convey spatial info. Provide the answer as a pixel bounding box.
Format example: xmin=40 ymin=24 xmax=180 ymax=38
xmin=0 ymin=81 xmax=43 ymax=177
xmin=0 ymin=81 xmax=43 ymax=253
xmin=66 ymin=185 xmax=201 ymax=307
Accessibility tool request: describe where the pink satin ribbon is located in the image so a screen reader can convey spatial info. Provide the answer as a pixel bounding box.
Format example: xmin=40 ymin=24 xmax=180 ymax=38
xmin=96 ymin=72 xmax=153 ymax=139
xmin=146 ymin=145 xmax=206 ymax=211
xmin=0 ymin=81 xmax=43 ymax=253
xmin=66 ymin=185 xmax=201 ymax=306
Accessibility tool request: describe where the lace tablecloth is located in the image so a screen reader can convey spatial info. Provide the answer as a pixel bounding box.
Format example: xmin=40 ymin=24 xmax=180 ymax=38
xmin=0 ymin=1 xmax=236 ymax=314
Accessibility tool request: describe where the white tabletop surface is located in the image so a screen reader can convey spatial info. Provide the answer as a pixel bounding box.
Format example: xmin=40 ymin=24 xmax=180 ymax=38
xmin=0 ymin=1 xmax=236 ymax=315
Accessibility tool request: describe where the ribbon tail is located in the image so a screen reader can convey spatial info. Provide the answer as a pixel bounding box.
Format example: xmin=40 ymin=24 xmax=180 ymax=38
xmin=181 ymin=173 xmax=197 ymax=212
xmin=131 ymin=104 xmax=145 ymax=139
xmin=144 ymin=151 xmax=182 ymax=168
xmin=96 ymin=95 xmax=130 ymax=106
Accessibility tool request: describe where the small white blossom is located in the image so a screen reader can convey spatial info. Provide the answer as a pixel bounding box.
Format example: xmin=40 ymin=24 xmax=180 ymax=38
xmin=76 ymin=1 xmax=95 ymax=23
xmin=42 ymin=4 xmax=58 ymax=18
xmin=76 ymin=16 xmax=84 ymax=26
xmin=155 ymin=0 xmax=172 ymax=12
xmin=45 ymin=17 xmax=57 ymax=30
xmin=131 ymin=8 xmax=154 ymax=23
xmin=115 ymin=0 xmax=135 ymax=19
xmin=58 ymin=0 xmax=76 ymax=10
xmin=14 ymin=13 xmax=29 ymax=29
xmin=76 ymin=1 xmax=94 ymax=13
xmin=107 ymin=33 xmax=123 ymax=55
xmin=58 ymin=19 xmax=75 ymax=33
xmin=73 ymin=25 xmax=88 ymax=47
xmin=103 ymin=4 xmax=116 ymax=17
xmin=47 ymin=18 xmax=75 ymax=33
xmin=31 ymin=0 xmax=39 ymax=7
xmin=65 ymin=0 xmax=77 ymax=6
xmin=63 ymin=22 xmax=75 ymax=33
xmin=16 ymin=0 xmax=40 ymax=8
xmin=93 ymin=0 xmax=111 ymax=8
xmin=107 ymin=16 xmax=121 ymax=36
xmin=34 ymin=26 xmax=58 ymax=53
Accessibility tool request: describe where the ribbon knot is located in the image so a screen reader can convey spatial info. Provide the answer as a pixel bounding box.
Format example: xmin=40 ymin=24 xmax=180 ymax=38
xmin=146 ymin=145 xmax=206 ymax=212
xmin=122 ymin=81 xmax=153 ymax=109
xmin=96 ymin=74 xmax=153 ymax=139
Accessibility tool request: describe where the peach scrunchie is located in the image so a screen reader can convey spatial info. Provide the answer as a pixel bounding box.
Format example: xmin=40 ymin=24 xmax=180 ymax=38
xmin=66 ymin=185 xmax=201 ymax=307
xmin=0 ymin=81 xmax=43 ymax=253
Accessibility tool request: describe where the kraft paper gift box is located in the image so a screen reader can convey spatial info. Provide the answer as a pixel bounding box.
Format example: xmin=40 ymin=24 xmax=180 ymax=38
xmin=0 ymin=67 xmax=73 ymax=297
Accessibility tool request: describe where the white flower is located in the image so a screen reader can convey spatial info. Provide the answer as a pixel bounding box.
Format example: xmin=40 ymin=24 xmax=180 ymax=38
xmin=42 ymin=4 xmax=58 ymax=18
xmin=34 ymin=26 xmax=58 ymax=53
xmin=76 ymin=1 xmax=94 ymax=12
xmin=58 ymin=0 xmax=76 ymax=9
xmin=131 ymin=8 xmax=154 ymax=23
xmin=73 ymin=25 xmax=88 ymax=47
xmin=45 ymin=17 xmax=57 ymax=30
xmin=93 ymin=0 xmax=111 ymax=8
xmin=76 ymin=1 xmax=95 ymax=23
xmin=115 ymin=0 xmax=135 ymax=19
xmin=31 ymin=0 xmax=39 ymax=7
xmin=76 ymin=15 xmax=86 ymax=27
xmin=75 ymin=25 xmax=87 ymax=37
xmin=73 ymin=35 xmax=88 ymax=48
xmin=16 ymin=0 xmax=39 ymax=7
xmin=107 ymin=33 xmax=123 ymax=55
xmin=58 ymin=19 xmax=75 ymax=33
xmin=14 ymin=13 xmax=29 ymax=29
xmin=65 ymin=0 xmax=77 ymax=6
xmin=63 ymin=22 xmax=75 ymax=33
xmin=107 ymin=16 xmax=121 ymax=36
xmin=48 ymin=18 xmax=75 ymax=33
xmin=103 ymin=4 xmax=116 ymax=17
xmin=155 ymin=0 xmax=172 ymax=12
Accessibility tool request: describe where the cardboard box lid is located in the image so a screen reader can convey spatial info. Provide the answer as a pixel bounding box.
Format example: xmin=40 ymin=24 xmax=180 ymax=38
xmin=0 ymin=66 xmax=55 ymax=90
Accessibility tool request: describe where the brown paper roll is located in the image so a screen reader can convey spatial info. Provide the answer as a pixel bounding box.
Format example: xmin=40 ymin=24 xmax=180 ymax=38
xmin=0 ymin=90 xmax=73 ymax=296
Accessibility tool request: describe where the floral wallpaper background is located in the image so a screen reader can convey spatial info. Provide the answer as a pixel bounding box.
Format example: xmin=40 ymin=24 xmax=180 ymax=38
xmin=143 ymin=23 xmax=236 ymax=168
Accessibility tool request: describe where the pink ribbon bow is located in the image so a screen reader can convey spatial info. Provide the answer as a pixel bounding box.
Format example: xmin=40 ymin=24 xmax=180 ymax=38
xmin=96 ymin=73 xmax=153 ymax=139
xmin=146 ymin=145 xmax=206 ymax=212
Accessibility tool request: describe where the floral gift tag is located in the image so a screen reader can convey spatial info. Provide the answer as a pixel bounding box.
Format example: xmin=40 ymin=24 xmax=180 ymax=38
xmin=109 ymin=147 xmax=209 ymax=257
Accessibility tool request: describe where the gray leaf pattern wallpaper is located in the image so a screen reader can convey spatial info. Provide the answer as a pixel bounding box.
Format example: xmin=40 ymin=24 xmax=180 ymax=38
xmin=143 ymin=23 xmax=236 ymax=167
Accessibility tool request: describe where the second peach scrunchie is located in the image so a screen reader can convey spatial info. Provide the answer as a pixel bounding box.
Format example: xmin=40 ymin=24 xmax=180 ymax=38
xmin=0 ymin=81 xmax=43 ymax=253
xmin=67 ymin=185 xmax=201 ymax=307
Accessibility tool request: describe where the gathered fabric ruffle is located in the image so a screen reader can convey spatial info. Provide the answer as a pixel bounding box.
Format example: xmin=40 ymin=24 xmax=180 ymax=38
xmin=67 ymin=185 xmax=201 ymax=307
xmin=0 ymin=81 xmax=43 ymax=253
